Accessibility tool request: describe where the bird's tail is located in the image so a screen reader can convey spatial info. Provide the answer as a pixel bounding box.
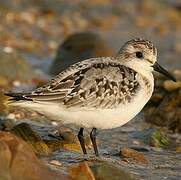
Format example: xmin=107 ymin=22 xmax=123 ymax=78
xmin=4 ymin=92 xmax=33 ymax=102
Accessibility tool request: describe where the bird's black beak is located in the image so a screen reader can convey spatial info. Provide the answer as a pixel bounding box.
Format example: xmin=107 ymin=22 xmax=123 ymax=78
xmin=153 ymin=62 xmax=176 ymax=82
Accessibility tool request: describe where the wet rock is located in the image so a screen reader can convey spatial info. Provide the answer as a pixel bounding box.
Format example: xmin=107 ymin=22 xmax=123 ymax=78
xmin=0 ymin=131 xmax=69 ymax=180
xmin=148 ymin=70 xmax=181 ymax=105
xmin=173 ymin=69 xmax=181 ymax=80
xmin=0 ymin=91 xmax=10 ymax=114
xmin=90 ymin=161 xmax=135 ymax=180
xmin=145 ymin=70 xmax=181 ymax=132
xmin=0 ymin=47 xmax=36 ymax=87
xmin=133 ymin=128 xmax=169 ymax=148
xmin=45 ymin=138 xmax=87 ymax=153
xmin=45 ymin=137 xmax=88 ymax=153
xmin=176 ymin=147 xmax=181 ymax=153
xmin=49 ymin=160 xmax=62 ymax=167
xmin=69 ymin=161 xmax=134 ymax=180
xmin=44 ymin=139 xmax=64 ymax=152
xmin=45 ymin=128 xmax=91 ymax=152
xmin=163 ymin=80 xmax=181 ymax=91
xmin=120 ymin=147 xmax=148 ymax=164
xmin=49 ymin=32 xmax=113 ymax=75
xmin=11 ymin=122 xmax=50 ymax=156
xmin=148 ymin=129 xmax=169 ymax=148
xmin=145 ymin=89 xmax=181 ymax=132
xmin=69 ymin=161 xmax=95 ymax=180
xmin=0 ymin=140 xmax=11 ymax=180
xmin=57 ymin=128 xmax=77 ymax=143
xmin=0 ymin=118 xmax=14 ymax=131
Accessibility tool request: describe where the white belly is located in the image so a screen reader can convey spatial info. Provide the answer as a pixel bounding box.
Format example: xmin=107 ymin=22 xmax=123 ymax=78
xmin=14 ymin=88 xmax=152 ymax=129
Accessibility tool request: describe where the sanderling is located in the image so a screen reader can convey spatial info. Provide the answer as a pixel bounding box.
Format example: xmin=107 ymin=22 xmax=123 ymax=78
xmin=5 ymin=38 xmax=176 ymax=157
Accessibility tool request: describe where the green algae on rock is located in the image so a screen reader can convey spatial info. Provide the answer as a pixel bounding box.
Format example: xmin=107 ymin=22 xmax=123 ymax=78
xmin=133 ymin=128 xmax=169 ymax=148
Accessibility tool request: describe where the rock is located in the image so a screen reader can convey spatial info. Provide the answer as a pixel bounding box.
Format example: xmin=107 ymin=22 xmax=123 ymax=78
xmin=49 ymin=32 xmax=113 ymax=75
xmin=69 ymin=161 xmax=95 ymax=180
xmin=11 ymin=122 xmax=51 ymax=156
xmin=173 ymin=69 xmax=181 ymax=80
xmin=44 ymin=139 xmax=64 ymax=152
xmin=0 ymin=47 xmax=36 ymax=87
xmin=58 ymin=128 xmax=92 ymax=151
xmin=173 ymin=36 xmax=181 ymax=53
xmin=163 ymin=80 xmax=181 ymax=91
xmin=176 ymin=147 xmax=181 ymax=153
xmin=0 ymin=118 xmax=14 ymax=131
xmin=147 ymin=70 xmax=181 ymax=107
xmin=120 ymin=147 xmax=148 ymax=164
xmin=0 ymin=91 xmax=13 ymax=115
xmin=0 ymin=141 xmax=11 ymax=180
xmin=0 ymin=131 xmax=69 ymax=180
xmin=45 ymin=128 xmax=91 ymax=152
xmin=57 ymin=128 xmax=77 ymax=143
xmin=49 ymin=160 xmax=62 ymax=166
xmin=45 ymin=138 xmax=87 ymax=153
xmin=145 ymin=90 xmax=181 ymax=132
xmin=149 ymin=129 xmax=169 ymax=148
xmin=69 ymin=161 xmax=135 ymax=180
xmin=145 ymin=70 xmax=181 ymax=132
xmin=0 ymin=75 xmax=9 ymax=88
xmin=90 ymin=161 xmax=135 ymax=180
xmin=133 ymin=128 xmax=169 ymax=148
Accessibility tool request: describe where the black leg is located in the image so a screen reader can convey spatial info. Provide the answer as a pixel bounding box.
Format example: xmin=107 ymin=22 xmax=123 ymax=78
xmin=90 ymin=128 xmax=99 ymax=156
xmin=77 ymin=127 xmax=87 ymax=155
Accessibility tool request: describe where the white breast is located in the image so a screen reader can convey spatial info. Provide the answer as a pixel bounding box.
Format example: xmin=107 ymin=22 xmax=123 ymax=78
xmin=52 ymin=86 xmax=152 ymax=129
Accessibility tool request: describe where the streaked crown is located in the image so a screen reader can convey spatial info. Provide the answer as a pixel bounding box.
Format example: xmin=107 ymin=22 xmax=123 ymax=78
xmin=117 ymin=38 xmax=157 ymax=65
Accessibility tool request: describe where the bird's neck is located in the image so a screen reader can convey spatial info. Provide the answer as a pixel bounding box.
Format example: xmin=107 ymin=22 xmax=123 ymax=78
xmin=123 ymin=60 xmax=154 ymax=95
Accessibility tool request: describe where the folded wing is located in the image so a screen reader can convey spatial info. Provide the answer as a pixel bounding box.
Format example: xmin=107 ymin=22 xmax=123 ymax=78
xmin=6 ymin=58 xmax=140 ymax=109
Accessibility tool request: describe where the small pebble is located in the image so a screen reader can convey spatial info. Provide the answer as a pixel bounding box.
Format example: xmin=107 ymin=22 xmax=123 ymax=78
xmin=3 ymin=46 xmax=13 ymax=53
xmin=176 ymin=147 xmax=181 ymax=153
xmin=49 ymin=160 xmax=62 ymax=166
xmin=51 ymin=121 xmax=58 ymax=126
xmin=6 ymin=113 xmax=16 ymax=120
xmin=13 ymin=80 xmax=21 ymax=87
xmin=163 ymin=80 xmax=181 ymax=91
xmin=132 ymin=140 xmax=141 ymax=145
xmin=173 ymin=70 xmax=181 ymax=80
xmin=120 ymin=147 xmax=148 ymax=164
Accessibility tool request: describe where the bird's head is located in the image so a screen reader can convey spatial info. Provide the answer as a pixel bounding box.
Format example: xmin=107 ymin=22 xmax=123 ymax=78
xmin=117 ymin=38 xmax=176 ymax=82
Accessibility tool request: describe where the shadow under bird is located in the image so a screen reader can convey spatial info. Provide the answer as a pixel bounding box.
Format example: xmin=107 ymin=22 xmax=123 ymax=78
xmin=5 ymin=38 xmax=176 ymax=157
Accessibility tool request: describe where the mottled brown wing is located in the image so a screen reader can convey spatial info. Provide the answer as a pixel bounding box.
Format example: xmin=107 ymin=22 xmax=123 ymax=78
xmin=63 ymin=63 xmax=140 ymax=108
xmin=25 ymin=60 xmax=140 ymax=109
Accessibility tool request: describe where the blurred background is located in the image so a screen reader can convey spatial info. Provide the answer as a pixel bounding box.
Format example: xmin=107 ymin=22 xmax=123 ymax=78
xmin=0 ymin=1 xmax=180 ymax=179
xmin=0 ymin=0 xmax=180 ymax=76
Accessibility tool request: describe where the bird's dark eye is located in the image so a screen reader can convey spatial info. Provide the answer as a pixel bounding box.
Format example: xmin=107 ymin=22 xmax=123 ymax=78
xmin=136 ymin=51 xmax=143 ymax=58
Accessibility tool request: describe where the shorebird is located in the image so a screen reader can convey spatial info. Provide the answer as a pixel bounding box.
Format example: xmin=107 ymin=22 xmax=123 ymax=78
xmin=5 ymin=38 xmax=176 ymax=157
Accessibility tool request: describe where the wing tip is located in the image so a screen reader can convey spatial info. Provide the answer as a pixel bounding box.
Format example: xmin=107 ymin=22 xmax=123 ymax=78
xmin=4 ymin=92 xmax=33 ymax=101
